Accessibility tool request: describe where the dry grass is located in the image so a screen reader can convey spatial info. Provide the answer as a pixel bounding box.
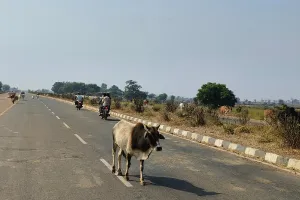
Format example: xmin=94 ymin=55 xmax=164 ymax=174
xmin=114 ymin=105 xmax=300 ymax=160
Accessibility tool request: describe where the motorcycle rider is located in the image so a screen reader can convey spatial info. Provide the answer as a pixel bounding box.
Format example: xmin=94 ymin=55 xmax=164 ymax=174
xmin=99 ymin=93 xmax=111 ymax=116
xmin=75 ymin=92 xmax=84 ymax=106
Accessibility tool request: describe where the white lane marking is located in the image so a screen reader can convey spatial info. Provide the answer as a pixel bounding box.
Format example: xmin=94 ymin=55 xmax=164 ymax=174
xmin=4 ymin=127 xmax=13 ymax=132
xmin=63 ymin=122 xmax=70 ymax=129
xmin=74 ymin=134 xmax=87 ymax=144
xmin=51 ymin=112 xmax=55 ymax=115
xmin=100 ymin=158 xmax=133 ymax=187
xmin=13 ymin=132 xmax=19 ymax=134
xmin=56 ymin=116 xmax=60 ymax=119
xmin=48 ymin=109 xmax=51 ymax=111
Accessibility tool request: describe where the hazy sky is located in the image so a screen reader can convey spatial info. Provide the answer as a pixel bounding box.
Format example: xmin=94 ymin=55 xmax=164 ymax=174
xmin=0 ymin=0 xmax=299 ymax=100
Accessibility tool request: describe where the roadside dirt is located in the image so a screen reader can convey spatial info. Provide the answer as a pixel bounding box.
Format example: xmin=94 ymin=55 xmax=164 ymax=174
xmin=0 ymin=93 xmax=14 ymax=114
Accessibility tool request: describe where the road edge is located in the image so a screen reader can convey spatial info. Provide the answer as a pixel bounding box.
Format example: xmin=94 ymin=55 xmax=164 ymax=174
xmin=41 ymin=95 xmax=300 ymax=175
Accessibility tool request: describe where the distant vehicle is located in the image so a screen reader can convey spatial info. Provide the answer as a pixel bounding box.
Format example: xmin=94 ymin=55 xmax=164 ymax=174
xmin=75 ymin=99 xmax=83 ymax=110
xmin=20 ymin=92 xmax=25 ymax=100
xmin=100 ymin=106 xmax=109 ymax=120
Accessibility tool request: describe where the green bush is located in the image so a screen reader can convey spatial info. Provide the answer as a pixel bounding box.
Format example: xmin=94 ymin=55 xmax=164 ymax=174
xmin=161 ymin=111 xmax=170 ymax=121
xmin=133 ymin=99 xmax=144 ymax=113
xmin=222 ymin=124 xmax=236 ymax=135
xmin=276 ymin=115 xmax=300 ymax=148
xmin=175 ymin=110 xmax=185 ymax=118
xmin=182 ymin=104 xmax=206 ymax=126
xmin=204 ymin=108 xmax=222 ymax=126
xmin=237 ymin=108 xmax=250 ymax=125
xmin=165 ymin=100 xmax=178 ymax=113
xmin=234 ymin=126 xmax=251 ymax=134
xmin=152 ymin=104 xmax=162 ymax=112
xmin=189 ymin=107 xmax=206 ymax=127
xmin=90 ymin=98 xmax=98 ymax=105
xmin=113 ymin=98 xmax=122 ymax=109
xmin=236 ymin=106 xmax=242 ymax=113
xmin=122 ymin=102 xmax=129 ymax=107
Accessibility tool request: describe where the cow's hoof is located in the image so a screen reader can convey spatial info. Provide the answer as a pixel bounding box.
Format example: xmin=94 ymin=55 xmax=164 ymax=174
xmin=111 ymin=167 xmax=116 ymax=174
xmin=140 ymin=181 xmax=145 ymax=186
xmin=125 ymin=175 xmax=129 ymax=181
xmin=117 ymin=170 xmax=123 ymax=176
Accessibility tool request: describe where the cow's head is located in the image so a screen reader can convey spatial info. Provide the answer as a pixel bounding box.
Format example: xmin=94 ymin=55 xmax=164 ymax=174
xmin=143 ymin=124 xmax=165 ymax=151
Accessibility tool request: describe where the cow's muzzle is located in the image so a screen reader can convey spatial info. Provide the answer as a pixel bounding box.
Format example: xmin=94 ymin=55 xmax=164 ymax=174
xmin=155 ymin=141 xmax=162 ymax=151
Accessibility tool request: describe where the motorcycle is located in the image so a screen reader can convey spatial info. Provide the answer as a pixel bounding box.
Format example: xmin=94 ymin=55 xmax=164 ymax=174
xmin=100 ymin=106 xmax=110 ymax=120
xmin=76 ymin=100 xmax=83 ymax=110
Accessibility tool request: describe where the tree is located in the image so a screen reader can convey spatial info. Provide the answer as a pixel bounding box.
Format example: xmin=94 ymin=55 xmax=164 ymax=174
xmin=108 ymin=85 xmax=124 ymax=98
xmin=196 ymin=82 xmax=237 ymax=109
xmin=100 ymin=83 xmax=108 ymax=92
xmin=124 ymin=80 xmax=147 ymax=101
xmin=147 ymin=93 xmax=156 ymax=100
xmin=51 ymin=81 xmax=88 ymax=94
xmin=2 ymin=84 xmax=10 ymax=92
xmin=51 ymin=82 xmax=65 ymax=94
xmin=170 ymin=95 xmax=175 ymax=102
xmin=86 ymin=84 xmax=100 ymax=94
xmin=278 ymin=99 xmax=285 ymax=105
xmin=0 ymin=81 xmax=2 ymax=91
xmin=156 ymin=93 xmax=168 ymax=103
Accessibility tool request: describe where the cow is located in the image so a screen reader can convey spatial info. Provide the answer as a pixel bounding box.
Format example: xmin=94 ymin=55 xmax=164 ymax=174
xmin=111 ymin=120 xmax=165 ymax=186
xmin=264 ymin=109 xmax=275 ymax=121
xmin=7 ymin=92 xmax=18 ymax=104
xmin=178 ymin=102 xmax=184 ymax=111
xmin=219 ymin=106 xmax=232 ymax=115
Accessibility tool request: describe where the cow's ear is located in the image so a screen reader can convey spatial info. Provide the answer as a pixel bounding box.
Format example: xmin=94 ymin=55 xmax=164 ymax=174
xmin=159 ymin=134 xmax=165 ymax=139
xmin=155 ymin=124 xmax=160 ymax=130
xmin=144 ymin=124 xmax=150 ymax=132
xmin=144 ymin=132 xmax=148 ymax=138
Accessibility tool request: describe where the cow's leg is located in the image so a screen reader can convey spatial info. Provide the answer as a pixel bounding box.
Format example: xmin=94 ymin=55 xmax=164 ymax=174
xmin=117 ymin=149 xmax=123 ymax=176
xmin=139 ymin=160 xmax=145 ymax=186
xmin=125 ymin=154 xmax=131 ymax=181
xmin=111 ymin=142 xmax=117 ymax=174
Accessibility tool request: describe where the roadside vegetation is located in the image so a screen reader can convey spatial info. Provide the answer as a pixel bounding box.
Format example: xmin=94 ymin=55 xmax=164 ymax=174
xmin=32 ymin=80 xmax=300 ymax=160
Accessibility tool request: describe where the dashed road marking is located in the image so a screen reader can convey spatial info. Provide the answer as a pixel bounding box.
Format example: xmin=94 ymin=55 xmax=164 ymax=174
xmin=0 ymin=104 xmax=15 ymax=117
xmin=51 ymin=112 xmax=55 ymax=115
xmin=63 ymin=122 xmax=70 ymax=129
xmin=74 ymin=134 xmax=87 ymax=144
xmin=4 ymin=127 xmax=13 ymax=132
xmin=100 ymin=158 xmax=133 ymax=187
xmin=56 ymin=116 xmax=60 ymax=119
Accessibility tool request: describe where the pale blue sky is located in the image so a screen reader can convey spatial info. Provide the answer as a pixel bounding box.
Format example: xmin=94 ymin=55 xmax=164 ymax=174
xmin=0 ymin=0 xmax=299 ymax=100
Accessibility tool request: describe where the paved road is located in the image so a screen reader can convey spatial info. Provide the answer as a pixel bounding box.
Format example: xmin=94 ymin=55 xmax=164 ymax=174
xmin=0 ymin=96 xmax=299 ymax=200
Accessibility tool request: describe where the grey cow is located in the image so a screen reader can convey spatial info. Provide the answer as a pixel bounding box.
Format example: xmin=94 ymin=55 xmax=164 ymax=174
xmin=111 ymin=120 xmax=165 ymax=186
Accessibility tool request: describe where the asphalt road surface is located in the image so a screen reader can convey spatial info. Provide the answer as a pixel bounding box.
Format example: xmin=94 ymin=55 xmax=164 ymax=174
xmin=0 ymin=96 xmax=299 ymax=200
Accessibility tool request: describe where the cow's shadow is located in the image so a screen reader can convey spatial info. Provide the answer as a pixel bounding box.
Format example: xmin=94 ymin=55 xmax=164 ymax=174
xmin=130 ymin=175 xmax=220 ymax=197
xmin=106 ymin=118 xmax=120 ymax=122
